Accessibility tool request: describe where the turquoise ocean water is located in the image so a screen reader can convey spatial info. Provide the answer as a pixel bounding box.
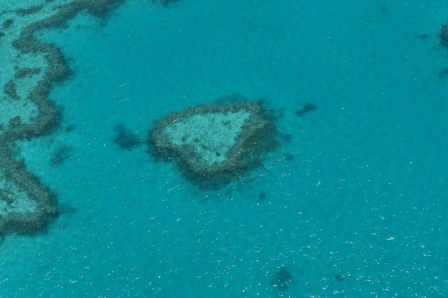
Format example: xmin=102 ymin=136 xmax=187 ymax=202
xmin=2 ymin=0 xmax=448 ymax=296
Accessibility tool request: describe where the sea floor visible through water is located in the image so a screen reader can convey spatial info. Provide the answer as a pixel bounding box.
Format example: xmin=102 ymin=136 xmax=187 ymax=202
xmin=1 ymin=0 xmax=448 ymax=297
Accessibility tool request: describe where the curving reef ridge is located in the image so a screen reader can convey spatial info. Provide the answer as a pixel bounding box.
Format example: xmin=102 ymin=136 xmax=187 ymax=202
xmin=0 ymin=0 xmax=125 ymax=239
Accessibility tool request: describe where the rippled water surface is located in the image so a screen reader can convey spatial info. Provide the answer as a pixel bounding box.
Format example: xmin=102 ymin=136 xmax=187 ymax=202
xmin=1 ymin=0 xmax=447 ymax=296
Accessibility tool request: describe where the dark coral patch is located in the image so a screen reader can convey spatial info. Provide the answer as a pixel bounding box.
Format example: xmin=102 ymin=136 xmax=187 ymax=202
xmin=160 ymin=0 xmax=181 ymax=8
xmin=113 ymin=124 xmax=141 ymax=150
xmin=65 ymin=124 xmax=76 ymax=133
xmin=284 ymin=153 xmax=295 ymax=161
xmin=335 ymin=274 xmax=345 ymax=282
xmin=2 ymin=19 xmax=13 ymax=29
xmin=4 ymin=80 xmax=20 ymax=100
xmin=438 ymin=67 xmax=448 ymax=79
xmin=440 ymin=24 xmax=448 ymax=48
xmin=418 ymin=34 xmax=427 ymax=40
xmin=14 ymin=67 xmax=41 ymax=79
xmin=15 ymin=5 xmax=43 ymax=16
xmin=50 ymin=145 xmax=73 ymax=166
xmin=295 ymin=102 xmax=317 ymax=117
xmin=270 ymin=266 xmax=293 ymax=290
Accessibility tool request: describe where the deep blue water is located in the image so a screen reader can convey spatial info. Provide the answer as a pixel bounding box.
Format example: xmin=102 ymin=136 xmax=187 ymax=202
xmin=2 ymin=0 xmax=448 ymax=296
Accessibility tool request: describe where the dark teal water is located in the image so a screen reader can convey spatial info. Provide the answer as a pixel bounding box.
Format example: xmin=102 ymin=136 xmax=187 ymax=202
xmin=2 ymin=0 xmax=448 ymax=296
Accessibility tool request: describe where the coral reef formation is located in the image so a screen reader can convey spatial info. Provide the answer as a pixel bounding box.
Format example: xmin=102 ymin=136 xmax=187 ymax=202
xmin=438 ymin=67 xmax=448 ymax=79
xmin=50 ymin=145 xmax=73 ymax=167
xmin=335 ymin=274 xmax=345 ymax=282
xmin=0 ymin=0 xmax=125 ymax=239
xmin=295 ymin=102 xmax=317 ymax=117
xmin=270 ymin=266 xmax=293 ymax=290
xmin=149 ymin=101 xmax=278 ymax=189
xmin=159 ymin=0 xmax=181 ymax=8
xmin=440 ymin=24 xmax=448 ymax=47
xmin=113 ymin=124 xmax=141 ymax=150
xmin=4 ymin=80 xmax=20 ymax=100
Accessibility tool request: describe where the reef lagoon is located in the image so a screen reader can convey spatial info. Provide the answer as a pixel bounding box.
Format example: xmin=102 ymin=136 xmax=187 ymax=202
xmin=0 ymin=0 xmax=447 ymax=296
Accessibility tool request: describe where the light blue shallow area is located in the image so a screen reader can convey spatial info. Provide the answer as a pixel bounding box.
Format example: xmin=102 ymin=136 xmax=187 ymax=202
xmin=1 ymin=0 xmax=448 ymax=296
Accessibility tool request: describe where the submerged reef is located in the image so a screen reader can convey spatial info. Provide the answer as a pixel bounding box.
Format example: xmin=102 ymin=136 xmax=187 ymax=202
xmin=438 ymin=67 xmax=448 ymax=79
xmin=50 ymin=145 xmax=73 ymax=167
xmin=295 ymin=102 xmax=317 ymax=117
xmin=148 ymin=101 xmax=279 ymax=189
xmin=441 ymin=24 xmax=448 ymax=47
xmin=159 ymin=0 xmax=181 ymax=8
xmin=270 ymin=266 xmax=293 ymax=290
xmin=113 ymin=124 xmax=141 ymax=150
xmin=4 ymin=80 xmax=20 ymax=100
xmin=0 ymin=0 xmax=125 ymax=239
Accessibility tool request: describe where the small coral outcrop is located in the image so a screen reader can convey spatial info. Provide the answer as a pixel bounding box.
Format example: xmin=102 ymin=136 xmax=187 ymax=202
xmin=440 ymin=24 xmax=448 ymax=47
